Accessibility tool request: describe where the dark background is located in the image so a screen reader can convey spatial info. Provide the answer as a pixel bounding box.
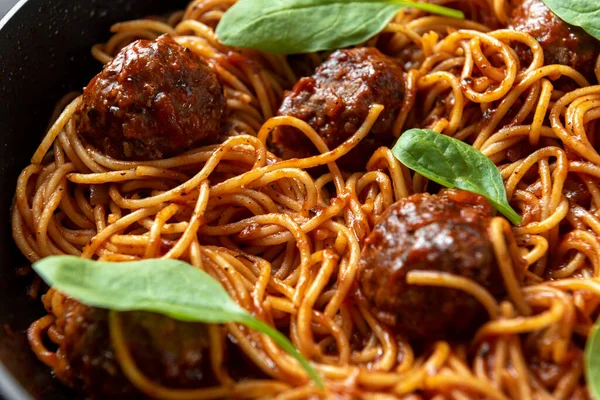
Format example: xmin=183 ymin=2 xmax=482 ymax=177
xmin=2 ymin=2 xmax=51 ymax=398
xmin=0 ymin=0 xmax=63 ymax=400
xmin=1 ymin=0 xmax=17 ymax=397
xmin=2 ymin=0 xmax=19 ymax=398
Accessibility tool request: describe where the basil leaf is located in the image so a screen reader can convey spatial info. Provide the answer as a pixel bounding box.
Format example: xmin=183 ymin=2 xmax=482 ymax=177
xmin=586 ymin=319 xmax=600 ymax=400
xmin=216 ymin=0 xmax=464 ymax=54
xmin=541 ymin=0 xmax=600 ymax=41
xmin=33 ymin=255 xmax=323 ymax=387
xmin=391 ymin=129 xmax=522 ymax=225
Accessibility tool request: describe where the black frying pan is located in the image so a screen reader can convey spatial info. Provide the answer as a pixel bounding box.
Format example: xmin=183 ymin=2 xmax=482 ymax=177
xmin=0 ymin=1 xmax=189 ymax=398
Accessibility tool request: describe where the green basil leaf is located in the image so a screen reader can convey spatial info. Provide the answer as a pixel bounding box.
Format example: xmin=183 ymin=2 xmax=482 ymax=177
xmin=391 ymin=129 xmax=522 ymax=225
xmin=541 ymin=0 xmax=600 ymax=41
xmin=586 ymin=319 xmax=600 ymax=400
xmin=216 ymin=0 xmax=464 ymax=54
xmin=32 ymin=255 xmax=323 ymax=387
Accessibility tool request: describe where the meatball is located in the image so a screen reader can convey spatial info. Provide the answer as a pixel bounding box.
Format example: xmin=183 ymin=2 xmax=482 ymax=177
xmin=357 ymin=189 xmax=508 ymax=340
xmin=78 ymin=35 xmax=225 ymax=161
xmin=508 ymin=0 xmax=599 ymax=79
xmin=54 ymin=299 xmax=215 ymax=398
xmin=272 ymin=48 xmax=405 ymax=171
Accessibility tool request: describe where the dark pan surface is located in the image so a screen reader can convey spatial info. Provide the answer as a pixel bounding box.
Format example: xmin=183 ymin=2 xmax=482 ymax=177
xmin=0 ymin=1 xmax=188 ymax=398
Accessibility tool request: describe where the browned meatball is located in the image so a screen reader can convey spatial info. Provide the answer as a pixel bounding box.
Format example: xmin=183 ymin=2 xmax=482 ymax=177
xmin=78 ymin=35 xmax=225 ymax=160
xmin=508 ymin=0 xmax=599 ymax=79
xmin=272 ymin=48 xmax=405 ymax=171
xmin=358 ymin=189 xmax=508 ymax=340
xmin=54 ymin=299 xmax=215 ymax=398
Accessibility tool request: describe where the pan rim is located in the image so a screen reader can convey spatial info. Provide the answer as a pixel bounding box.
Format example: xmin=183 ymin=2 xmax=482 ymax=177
xmin=0 ymin=0 xmax=28 ymax=31
xmin=0 ymin=362 xmax=31 ymax=400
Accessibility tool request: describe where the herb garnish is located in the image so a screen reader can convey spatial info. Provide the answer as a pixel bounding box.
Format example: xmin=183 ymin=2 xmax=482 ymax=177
xmin=585 ymin=319 xmax=600 ymax=399
xmin=391 ymin=129 xmax=522 ymax=225
xmin=33 ymin=255 xmax=323 ymax=387
xmin=541 ymin=0 xmax=600 ymax=41
xmin=216 ymin=0 xmax=464 ymax=54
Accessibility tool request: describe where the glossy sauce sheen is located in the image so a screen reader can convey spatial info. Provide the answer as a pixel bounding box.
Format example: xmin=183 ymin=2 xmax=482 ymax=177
xmin=358 ymin=189 xmax=510 ymax=340
xmin=78 ymin=36 xmax=225 ymax=160
xmin=272 ymin=47 xmax=405 ymax=170
xmin=508 ymin=0 xmax=599 ymax=78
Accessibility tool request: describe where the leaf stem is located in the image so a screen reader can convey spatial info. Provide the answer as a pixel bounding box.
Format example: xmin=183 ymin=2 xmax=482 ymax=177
xmin=385 ymin=0 xmax=465 ymax=18
xmin=241 ymin=315 xmax=325 ymax=388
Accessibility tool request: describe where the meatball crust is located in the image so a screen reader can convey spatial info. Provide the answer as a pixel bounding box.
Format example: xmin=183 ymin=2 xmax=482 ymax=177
xmin=508 ymin=0 xmax=599 ymax=78
xmin=78 ymin=35 xmax=225 ymax=161
xmin=272 ymin=47 xmax=405 ymax=170
xmin=358 ymin=189 xmax=506 ymax=340
xmin=55 ymin=299 xmax=214 ymax=398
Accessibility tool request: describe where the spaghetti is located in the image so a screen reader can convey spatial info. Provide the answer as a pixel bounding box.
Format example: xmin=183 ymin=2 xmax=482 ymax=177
xmin=13 ymin=0 xmax=600 ymax=398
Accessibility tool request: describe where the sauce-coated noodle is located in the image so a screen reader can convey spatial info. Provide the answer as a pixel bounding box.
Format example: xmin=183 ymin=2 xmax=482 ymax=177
xmin=13 ymin=0 xmax=600 ymax=398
